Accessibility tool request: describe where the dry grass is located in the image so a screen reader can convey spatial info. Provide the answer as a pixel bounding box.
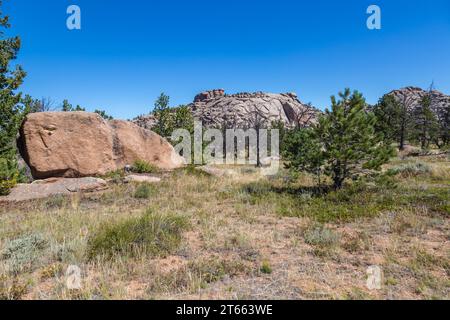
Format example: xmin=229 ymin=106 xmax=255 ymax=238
xmin=0 ymin=156 xmax=449 ymax=300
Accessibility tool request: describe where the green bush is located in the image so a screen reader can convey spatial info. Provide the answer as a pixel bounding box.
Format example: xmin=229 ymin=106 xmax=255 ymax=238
xmin=132 ymin=160 xmax=158 ymax=174
xmin=87 ymin=211 xmax=189 ymax=260
xmin=388 ymin=162 xmax=432 ymax=177
xmin=304 ymin=225 xmax=340 ymax=248
xmin=0 ymin=158 xmax=18 ymax=196
xmin=102 ymin=169 xmax=125 ymax=184
xmin=134 ymin=183 xmax=155 ymax=199
xmin=0 ymin=176 xmax=16 ymax=196
xmin=1 ymin=233 xmax=48 ymax=275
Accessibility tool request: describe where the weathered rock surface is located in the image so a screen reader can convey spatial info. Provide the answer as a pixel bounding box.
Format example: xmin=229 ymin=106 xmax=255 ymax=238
xmin=124 ymin=175 xmax=162 ymax=183
xmin=190 ymin=90 xmax=319 ymax=129
xmin=133 ymin=90 xmax=320 ymax=130
xmin=132 ymin=114 xmax=158 ymax=131
xmin=197 ymin=165 xmax=237 ymax=177
xmin=0 ymin=177 xmax=108 ymax=203
xmin=387 ymin=86 xmax=450 ymax=118
xmin=18 ymin=112 xmax=185 ymax=179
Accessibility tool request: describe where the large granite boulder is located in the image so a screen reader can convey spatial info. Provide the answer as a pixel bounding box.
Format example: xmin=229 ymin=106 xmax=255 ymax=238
xmin=18 ymin=112 xmax=185 ymax=179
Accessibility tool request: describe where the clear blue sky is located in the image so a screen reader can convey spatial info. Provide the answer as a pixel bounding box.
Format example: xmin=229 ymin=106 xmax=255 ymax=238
xmin=5 ymin=0 xmax=450 ymax=119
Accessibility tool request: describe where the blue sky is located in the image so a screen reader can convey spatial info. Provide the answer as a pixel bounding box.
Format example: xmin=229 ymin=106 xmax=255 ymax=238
xmin=5 ymin=0 xmax=450 ymax=119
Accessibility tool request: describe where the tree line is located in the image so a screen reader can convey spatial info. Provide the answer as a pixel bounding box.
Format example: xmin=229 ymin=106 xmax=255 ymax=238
xmin=372 ymin=86 xmax=449 ymax=151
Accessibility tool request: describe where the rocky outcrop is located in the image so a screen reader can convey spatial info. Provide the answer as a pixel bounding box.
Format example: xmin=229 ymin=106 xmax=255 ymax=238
xmin=132 ymin=114 xmax=158 ymax=131
xmin=18 ymin=112 xmax=185 ymax=179
xmin=0 ymin=177 xmax=108 ymax=203
xmin=190 ymin=90 xmax=319 ymax=128
xmin=133 ymin=90 xmax=320 ymax=130
xmin=124 ymin=175 xmax=161 ymax=183
xmin=194 ymin=89 xmax=225 ymax=103
xmin=387 ymin=86 xmax=450 ymax=116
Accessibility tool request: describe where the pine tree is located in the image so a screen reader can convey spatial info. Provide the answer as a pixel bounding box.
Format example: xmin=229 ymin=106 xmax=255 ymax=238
xmin=94 ymin=109 xmax=114 ymax=120
xmin=153 ymin=93 xmax=173 ymax=137
xmin=61 ymin=99 xmax=71 ymax=111
xmin=315 ymin=89 xmax=393 ymax=189
xmin=61 ymin=99 xmax=85 ymax=112
xmin=435 ymin=101 xmax=450 ymax=148
xmin=282 ymin=127 xmax=324 ymax=184
xmin=173 ymin=105 xmax=194 ymax=134
xmin=373 ymin=94 xmax=407 ymax=148
xmin=0 ymin=2 xmax=27 ymax=195
xmin=410 ymin=89 xmax=440 ymax=150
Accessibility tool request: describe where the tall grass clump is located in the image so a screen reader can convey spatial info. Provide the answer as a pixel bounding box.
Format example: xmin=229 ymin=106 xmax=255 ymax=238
xmin=132 ymin=160 xmax=159 ymax=174
xmin=134 ymin=183 xmax=155 ymax=199
xmin=87 ymin=211 xmax=189 ymax=260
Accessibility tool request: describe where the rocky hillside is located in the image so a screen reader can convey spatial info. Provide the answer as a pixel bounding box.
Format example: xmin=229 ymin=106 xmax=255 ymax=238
xmin=133 ymin=89 xmax=320 ymax=130
xmin=190 ymin=90 xmax=319 ymax=128
xmin=133 ymin=87 xmax=449 ymax=131
xmin=387 ymin=86 xmax=450 ymax=116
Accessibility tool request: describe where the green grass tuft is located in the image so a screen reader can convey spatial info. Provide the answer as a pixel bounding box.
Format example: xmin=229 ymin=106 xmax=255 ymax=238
xmin=87 ymin=211 xmax=189 ymax=260
xmin=134 ymin=183 xmax=155 ymax=199
xmin=133 ymin=160 xmax=159 ymax=174
xmin=260 ymin=260 xmax=273 ymax=274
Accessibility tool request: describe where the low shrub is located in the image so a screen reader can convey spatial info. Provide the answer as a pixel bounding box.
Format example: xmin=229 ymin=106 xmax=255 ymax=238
xmin=388 ymin=162 xmax=432 ymax=177
xmin=133 ymin=160 xmax=159 ymax=174
xmin=87 ymin=211 xmax=189 ymax=260
xmin=303 ymin=225 xmax=340 ymax=248
xmin=188 ymin=258 xmax=249 ymax=284
xmin=0 ymin=276 xmax=28 ymax=300
xmin=102 ymin=169 xmax=125 ymax=184
xmin=0 ymin=177 xmax=16 ymax=196
xmin=1 ymin=233 xmax=48 ymax=275
xmin=0 ymin=158 xmax=18 ymax=196
xmin=134 ymin=183 xmax=155 ymax=199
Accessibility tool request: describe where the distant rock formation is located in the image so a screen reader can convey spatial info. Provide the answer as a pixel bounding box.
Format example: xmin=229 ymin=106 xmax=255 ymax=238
xmin=387 ymin=86 xmax=450 ymax=117
xmin=190 ymin=90 xmax=320 ymax=128
xmin=18 ymin=112 xmax=185 ymax=179
xmin=133 ymin=89 xmax=320 ymax=130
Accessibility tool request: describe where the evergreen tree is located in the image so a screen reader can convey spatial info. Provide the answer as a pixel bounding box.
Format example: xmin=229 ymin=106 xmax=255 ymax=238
xmin=0 ymin=2 xmax=27 ymax=195
xmin=153 ymin=93 xmax=173 ymax=137
xmin=94 ymin=109 xmax=114 ymax=120
xmin=284 ymin=89 xmax=394 ymax=190
xmin=282 ymin=127 xmax=324 ymax=184
xmin=316 ymin=89 xmax=394 ymax=189
xmin=22 ymin=95 xmax=53 ymax=113
xmin=61 ymin=99 xmax=85 ymax=112
xmin=61 ymin=99 xmax=72 ymax=111
xmin=373 ymin=94 xmax=407 ymax=148
xmin=172 ymin=105 xmax=194 ymax=134
xmin=410 ymin=93 xmax=439 ymax=150
xmin=435 ymin=101 xmax=450 ymax=148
